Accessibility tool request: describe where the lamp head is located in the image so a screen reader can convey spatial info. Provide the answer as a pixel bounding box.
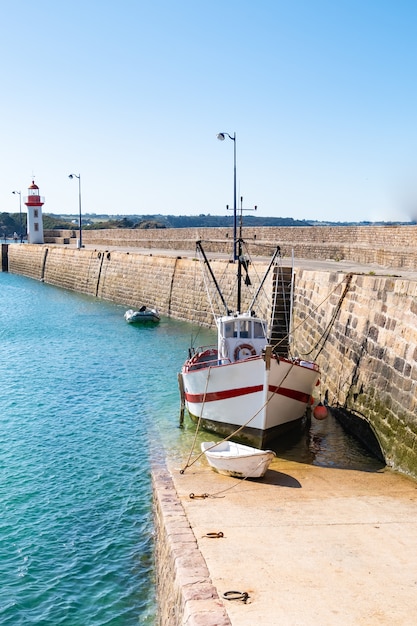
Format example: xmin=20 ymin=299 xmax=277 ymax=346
xmin=216 ymin=133 xmax=225 ymax=141
xmin=68 ymin=174 xmax=74 ymax=179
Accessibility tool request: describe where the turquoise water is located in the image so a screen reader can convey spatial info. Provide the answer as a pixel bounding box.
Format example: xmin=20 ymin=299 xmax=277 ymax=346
xmin=0 ymin=272 xmax=383 ymax=625
xmin=0 ymin=273 xmax=213 ymax=626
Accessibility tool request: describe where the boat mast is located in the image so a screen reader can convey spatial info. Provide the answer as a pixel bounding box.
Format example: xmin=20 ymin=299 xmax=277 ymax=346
xmin=237 ymin=237 xmax=242 ymax=313
xmin=236 ymin=196 xmax=257 ymax=314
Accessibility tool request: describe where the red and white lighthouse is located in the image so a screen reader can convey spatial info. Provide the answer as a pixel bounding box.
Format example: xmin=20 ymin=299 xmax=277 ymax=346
xmin=24 ymin=180 xmax=44 ymax=244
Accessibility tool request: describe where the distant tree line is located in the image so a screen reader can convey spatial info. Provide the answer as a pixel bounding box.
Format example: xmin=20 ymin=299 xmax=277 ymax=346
xmin=0 ymin=213 xmax=23 ymax=238
xmin=82 ymin=214 xmax=316 ymax=229
xmin=0 ymin=212 xmax=78 ymax=238
xmin=0 ymin=211 xmax=414 ymax=238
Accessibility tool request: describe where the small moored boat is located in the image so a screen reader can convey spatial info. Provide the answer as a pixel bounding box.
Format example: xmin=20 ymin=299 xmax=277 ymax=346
xmin=124 ymin=306 xmax=160 ymax=324
xmin=201 ymin=441 xmax=276 ymax=478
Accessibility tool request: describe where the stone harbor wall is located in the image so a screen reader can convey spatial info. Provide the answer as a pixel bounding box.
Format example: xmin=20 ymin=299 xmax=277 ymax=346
xmin=292 ymin=269 xmax=417 ymax=476
xmin=152 ymin=462 xmax=231 ymax=625
xmin=7 ymin=244 xmax=272 ymax=325
xmin=46 ymin=224 xmax=417 ymax=270
xmin=6 ymin=243 xmax=417 ymax=477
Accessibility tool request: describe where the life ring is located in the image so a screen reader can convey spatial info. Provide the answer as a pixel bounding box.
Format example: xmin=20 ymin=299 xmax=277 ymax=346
xmin=234 ymin=343 xmax=256 ymax=361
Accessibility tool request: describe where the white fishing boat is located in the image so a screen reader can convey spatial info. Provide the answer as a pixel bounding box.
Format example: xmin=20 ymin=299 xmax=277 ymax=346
xmin=201 ymin=441 xmax=276 ymax=478
xmin=124 ymin=306 xmax=160 ymax=324
xmin=179 ymin=236 xmax=320 ymax=449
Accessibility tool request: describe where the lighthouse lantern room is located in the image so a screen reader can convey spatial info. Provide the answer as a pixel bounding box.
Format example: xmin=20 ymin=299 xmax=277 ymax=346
xmin=24 ymin=181 xmax=45 ymax=244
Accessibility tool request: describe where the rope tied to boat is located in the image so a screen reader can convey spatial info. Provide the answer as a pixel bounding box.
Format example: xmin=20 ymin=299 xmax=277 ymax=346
xmin=187 ymin=449 xmax=277 ymax=499
xmin=180 ymin=367 xmax=212 ymax=474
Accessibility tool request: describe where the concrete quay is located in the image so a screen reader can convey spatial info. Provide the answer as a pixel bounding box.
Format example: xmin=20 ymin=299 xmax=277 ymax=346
xmin=78 ymin=241 xmax=417 ymax=281
xmin=157 ymin=453 xmax=417 ymax=626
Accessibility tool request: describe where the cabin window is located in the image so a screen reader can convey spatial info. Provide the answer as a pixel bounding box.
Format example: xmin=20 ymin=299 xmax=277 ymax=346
xmin=224 ymin=322 xmax=235 ymax=338
xmin=239 ymin=320 xmax=251 ymax=339
xmin=253 ymin=321 xmax=265 ymax=338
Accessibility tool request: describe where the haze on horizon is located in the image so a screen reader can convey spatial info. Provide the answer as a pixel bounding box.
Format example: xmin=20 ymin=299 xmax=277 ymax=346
xmin=2 ymin=1 xmax=417 ymax=223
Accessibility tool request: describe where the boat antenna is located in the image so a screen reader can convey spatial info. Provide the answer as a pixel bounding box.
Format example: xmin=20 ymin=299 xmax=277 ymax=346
xmin=234 ymin=196 xmax=257 ymax=313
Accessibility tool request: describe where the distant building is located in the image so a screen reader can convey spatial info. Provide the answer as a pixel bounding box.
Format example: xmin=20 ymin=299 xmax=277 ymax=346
xmin=24 ymin=181 xmax=44 ymax=244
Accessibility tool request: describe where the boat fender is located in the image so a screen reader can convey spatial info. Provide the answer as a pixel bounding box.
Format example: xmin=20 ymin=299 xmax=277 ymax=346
xmin=234 ymin=343 xmax=256 ymax=361
xmin=313 ymin=402 xmax=328 ymax=420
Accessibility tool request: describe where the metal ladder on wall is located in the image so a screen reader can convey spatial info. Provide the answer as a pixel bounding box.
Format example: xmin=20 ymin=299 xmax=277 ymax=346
xmin=269 ymin=265 xmax=293 ymax=357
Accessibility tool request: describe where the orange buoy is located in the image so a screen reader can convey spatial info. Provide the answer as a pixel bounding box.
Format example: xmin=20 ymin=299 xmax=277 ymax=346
xmin=313 ymin=402 xmax=328 ymax=420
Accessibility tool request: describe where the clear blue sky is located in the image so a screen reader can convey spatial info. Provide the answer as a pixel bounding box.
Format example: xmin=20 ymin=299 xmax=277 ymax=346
xmin=2 ymin=0 xmax=417 ymax=222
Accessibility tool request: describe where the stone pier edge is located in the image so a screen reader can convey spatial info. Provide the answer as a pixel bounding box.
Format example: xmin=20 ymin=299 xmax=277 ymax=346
xmin=152 ymin=459 xmax=231 ymax=625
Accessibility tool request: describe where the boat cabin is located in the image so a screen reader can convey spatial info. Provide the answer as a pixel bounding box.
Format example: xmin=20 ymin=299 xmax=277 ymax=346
xmin=217 ymin=312 xmax=268 ymax=363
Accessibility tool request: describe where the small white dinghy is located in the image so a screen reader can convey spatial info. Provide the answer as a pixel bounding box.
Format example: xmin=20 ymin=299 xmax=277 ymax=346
xmin=201 ymin=441 xmax=276 ymax=479
xmin=124 ymin=306 xmax=160 ymax=324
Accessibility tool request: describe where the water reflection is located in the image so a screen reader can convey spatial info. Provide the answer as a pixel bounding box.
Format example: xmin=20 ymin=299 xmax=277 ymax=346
xmin=271 ymin=410 xmax=385 ymax=471
xmin=168 ymin=408 xmax=385 ymax=475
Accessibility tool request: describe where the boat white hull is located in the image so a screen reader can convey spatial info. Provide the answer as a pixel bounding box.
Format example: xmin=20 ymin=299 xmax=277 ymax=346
xmin=201 ymin=441 xmax=276 ymax=478
xmin=181 ymin=354 xmax=319 ymax=448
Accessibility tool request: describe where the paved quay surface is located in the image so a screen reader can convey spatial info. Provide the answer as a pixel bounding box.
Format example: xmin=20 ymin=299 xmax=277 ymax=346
xmin=167 ymin=454 xmax=417 ymax=626
xmin=78 ymin=242 xmax=417 ymax=281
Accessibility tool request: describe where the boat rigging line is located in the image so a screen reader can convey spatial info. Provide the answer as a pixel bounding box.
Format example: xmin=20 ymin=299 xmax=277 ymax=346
xmin=298 ymin=273 xmax=353 ymax=359
xmin=248 ymin=245 xmax=281 ymax=312
xmin=196 ymin=241 xmax=231 ymax=316
xmin=269 ymin=272 xmax=353 ymax=358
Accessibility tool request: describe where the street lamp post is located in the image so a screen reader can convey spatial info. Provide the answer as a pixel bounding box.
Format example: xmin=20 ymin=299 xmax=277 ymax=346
xmin=217 ymin=132 xmax=237 ymax=260
xmin=12 ymin=190 xmax=23 ymax=243
xmin=68 ymin=173 xmax=82 ymax=248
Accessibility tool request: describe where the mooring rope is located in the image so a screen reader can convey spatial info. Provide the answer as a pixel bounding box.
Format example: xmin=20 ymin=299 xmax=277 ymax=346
xmin=187 ymin=452 xmax=275 ymax=500
xmin=180 ymin=367 xmax=212 ymax=474
xmin=299 ymin=273 xmax=353 ymax=359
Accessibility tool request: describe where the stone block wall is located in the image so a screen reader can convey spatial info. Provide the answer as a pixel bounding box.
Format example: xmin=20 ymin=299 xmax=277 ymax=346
xmin=292 ymin=269 xmax=417 ymax=476
xmin=46 ymin=224 xmax=417 ymax=270
xmin=152 ymin=463 xmax=231 ymax=625
xmin=7 ymin=244 xmax=48 ymax=280
xmin=7 ymin=245 xmax=272 ymax=324
xmin=50 ymin=224 xmax=417 ymax=248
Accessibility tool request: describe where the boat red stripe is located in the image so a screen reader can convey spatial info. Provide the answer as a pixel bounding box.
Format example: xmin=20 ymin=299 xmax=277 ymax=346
xmin=185 ymin=385 xmax=262 ymax=403
xmin=268 ymin=385 xmax=310 ymax=404
xmin=185 ymin=385 xmax=310 ymax=404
